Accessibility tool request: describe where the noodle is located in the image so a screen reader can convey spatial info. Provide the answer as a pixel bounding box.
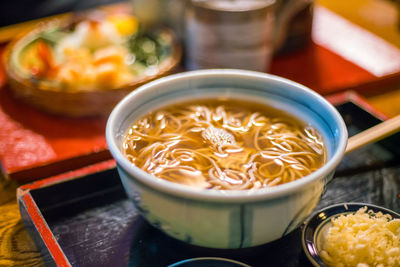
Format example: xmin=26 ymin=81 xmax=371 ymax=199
xmin=122 ymin=99 xmax=326 ymax=190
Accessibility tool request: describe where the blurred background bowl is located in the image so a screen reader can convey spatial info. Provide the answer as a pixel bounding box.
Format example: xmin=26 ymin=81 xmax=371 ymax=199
xmin=3 ymin=14 xmax=181 ymax=117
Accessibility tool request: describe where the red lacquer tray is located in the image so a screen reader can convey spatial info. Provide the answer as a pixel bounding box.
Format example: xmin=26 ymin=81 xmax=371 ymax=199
xmin=0 ymin=48 xmax=110 ymax=182
xmin=2 ymin=4 xmax=400 ymax=182
xmin=0 ymin=81 xmax=111 ymax=182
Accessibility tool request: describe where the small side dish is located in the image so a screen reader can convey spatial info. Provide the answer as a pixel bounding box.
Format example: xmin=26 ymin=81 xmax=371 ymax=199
xmin=4 ymin=11 xmax=181 ymax=116
xmin=321 ymin=206 xmax=400 ymax=267
xmin=302 ymin=203 xmax=400 ymax=267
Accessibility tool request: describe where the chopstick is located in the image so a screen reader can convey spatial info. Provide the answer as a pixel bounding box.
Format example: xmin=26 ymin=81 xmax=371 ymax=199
xmin=345 ymin=114 xmax=400 ymax=154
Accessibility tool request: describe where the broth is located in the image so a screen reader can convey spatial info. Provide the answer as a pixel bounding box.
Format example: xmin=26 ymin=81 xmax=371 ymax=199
xmin=122 ymin=98 xmax=326 ymax=190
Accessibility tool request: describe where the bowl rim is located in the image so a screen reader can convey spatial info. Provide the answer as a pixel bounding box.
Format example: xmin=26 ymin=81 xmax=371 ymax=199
xmin=301 ymin=202 xmax=400 ymax=267
xmin=167 ymin=257 xmax=251 ymax=267
xmin=106 ymin=69 xmax=348 ymax=202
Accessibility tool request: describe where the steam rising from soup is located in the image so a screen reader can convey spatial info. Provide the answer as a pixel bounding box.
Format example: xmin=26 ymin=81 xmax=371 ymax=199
xmin=122 ymin=99 xmax=326 ymax=190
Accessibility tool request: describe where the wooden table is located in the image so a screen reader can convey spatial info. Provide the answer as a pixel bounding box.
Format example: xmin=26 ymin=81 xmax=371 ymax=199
xmin=0 ymin=174 xmax=44 ymax=266
xmin=1 ymin=0 xmax=400 ymax=266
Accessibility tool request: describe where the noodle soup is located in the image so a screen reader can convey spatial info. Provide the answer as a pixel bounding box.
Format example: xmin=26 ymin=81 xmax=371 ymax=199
xmin=122 ymin=99 xmax=326 ymax=190
xmin=107 ymin=69 xmax=347 ymax=248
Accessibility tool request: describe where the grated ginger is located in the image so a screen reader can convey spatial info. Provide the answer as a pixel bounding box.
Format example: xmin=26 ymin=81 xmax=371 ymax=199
xmin=320 ymin=206 xmax=400 ymax=267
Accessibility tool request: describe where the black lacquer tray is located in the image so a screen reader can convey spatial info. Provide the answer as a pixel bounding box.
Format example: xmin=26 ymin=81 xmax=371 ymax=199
xmin=18 ymin=92 xmax=400 ymax=267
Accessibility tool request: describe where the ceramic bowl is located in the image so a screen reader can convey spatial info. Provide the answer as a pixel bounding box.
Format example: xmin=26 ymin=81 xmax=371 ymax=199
xmin=168 ymin=257 xmax=250 ymax=267
xmin=302 ymin=202 xmax=400 ymax=267
xmin=3 ymin=15 xmax=181 ymax=117
xmin=106 ymin=69 xmax=347 ymax=248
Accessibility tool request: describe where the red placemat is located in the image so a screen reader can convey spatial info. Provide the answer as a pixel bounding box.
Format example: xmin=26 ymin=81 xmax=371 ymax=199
xmin=2 ymin=4 xmax=400 ymax=182
xmin=0 ymin=62 xmax=111 ymax=181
